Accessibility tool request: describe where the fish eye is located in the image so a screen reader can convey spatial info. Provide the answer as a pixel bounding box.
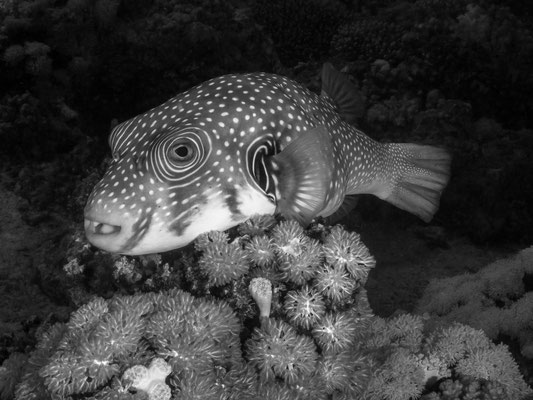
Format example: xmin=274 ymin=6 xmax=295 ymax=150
xmin=172 ymin=143 xmax=194 ymax=161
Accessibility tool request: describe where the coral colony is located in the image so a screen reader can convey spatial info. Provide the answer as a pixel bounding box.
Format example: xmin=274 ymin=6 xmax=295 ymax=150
xmin=1 ymin=215 xmax=531 ymax=399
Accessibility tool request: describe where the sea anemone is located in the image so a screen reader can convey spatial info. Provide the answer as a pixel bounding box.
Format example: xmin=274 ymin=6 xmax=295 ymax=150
xmin=246 ymin=318 xmax=318 ymax=384
xmin=284 ymin=286 xmax=326 ymax=330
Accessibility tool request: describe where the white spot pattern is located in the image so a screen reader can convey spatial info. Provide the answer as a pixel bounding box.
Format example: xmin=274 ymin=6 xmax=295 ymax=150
xmin=85 ymin=71 xmax=398 ymax=254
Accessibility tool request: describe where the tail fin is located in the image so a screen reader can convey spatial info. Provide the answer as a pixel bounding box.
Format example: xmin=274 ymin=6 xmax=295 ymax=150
xmin=383 ymin=144 xmax=451 ymax=222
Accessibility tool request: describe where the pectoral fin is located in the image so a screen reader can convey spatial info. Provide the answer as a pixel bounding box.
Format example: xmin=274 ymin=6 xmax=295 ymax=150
xmin=265 ymin=126 xmax=334 ymax=226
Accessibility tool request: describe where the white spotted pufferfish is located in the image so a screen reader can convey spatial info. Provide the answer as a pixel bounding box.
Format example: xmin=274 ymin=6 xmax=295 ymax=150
xmin=84 ymin=63 xmax=451 ymax=255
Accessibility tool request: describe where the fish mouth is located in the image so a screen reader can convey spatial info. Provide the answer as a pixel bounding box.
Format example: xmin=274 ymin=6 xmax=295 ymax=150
xmin=84 ymin=219 xmax=122 ymax=236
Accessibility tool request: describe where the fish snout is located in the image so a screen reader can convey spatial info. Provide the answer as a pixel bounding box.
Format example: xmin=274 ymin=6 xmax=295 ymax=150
xmin=83 ymin=208 xmax=129 ymax=253
xmin=84 ymin=218 xmax=121 ymax=236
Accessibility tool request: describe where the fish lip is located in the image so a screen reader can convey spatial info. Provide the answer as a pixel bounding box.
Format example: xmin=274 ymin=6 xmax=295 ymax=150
xmin=84 ymin=218 xmax=122 ymax=236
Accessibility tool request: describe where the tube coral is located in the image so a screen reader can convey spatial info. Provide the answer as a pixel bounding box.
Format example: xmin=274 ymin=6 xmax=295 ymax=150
xmin=249 ymin=277 xmax=273 ymax=319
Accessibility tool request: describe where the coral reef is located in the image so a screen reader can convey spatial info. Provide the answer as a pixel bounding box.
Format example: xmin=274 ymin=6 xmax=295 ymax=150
xmin=416 ymin=246 xmax=533 ymax=359
xmin=1 ymin=0 xmax=532 ymax=254
xmin=1 ymin=217 xmax=531 ymax=399
xmin=1 ymin=289 xmax=243 ymax=399
xmin=253 ymin=0 xmax=345 ymax=66
xmin=325 ymin=1 xmax=533 ymax=244
xmin=361 ymin=316 xmax=531 ymax=400
xmin=0 ymin=0 xmax=277 ymax=163
xmin=2 ymin=0 xmax=533 ymax=397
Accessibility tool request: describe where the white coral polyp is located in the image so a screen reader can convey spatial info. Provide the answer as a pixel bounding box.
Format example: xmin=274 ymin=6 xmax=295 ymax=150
xmin=122 ymin=358 xmax=172 ymax=400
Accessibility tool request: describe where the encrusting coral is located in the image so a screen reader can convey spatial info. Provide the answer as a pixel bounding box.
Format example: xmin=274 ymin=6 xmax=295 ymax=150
xmin=1 ymin=216 xmax=531 ymax=400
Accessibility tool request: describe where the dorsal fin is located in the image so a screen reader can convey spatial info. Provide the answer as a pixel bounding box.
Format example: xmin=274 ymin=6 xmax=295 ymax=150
xmin=265 ymin=126 xmax=334 ymax=226
xmin=321 ymin=62 xmax=365 ymax=125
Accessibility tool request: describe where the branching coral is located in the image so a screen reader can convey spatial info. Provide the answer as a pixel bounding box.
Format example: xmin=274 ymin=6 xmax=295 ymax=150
xmin=253 ymin=0 xmax=344 ymax=66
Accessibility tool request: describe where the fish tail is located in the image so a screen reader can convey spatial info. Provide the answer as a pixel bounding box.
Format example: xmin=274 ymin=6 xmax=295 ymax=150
xmin=383 ymin=143 xmax=451 ymax=222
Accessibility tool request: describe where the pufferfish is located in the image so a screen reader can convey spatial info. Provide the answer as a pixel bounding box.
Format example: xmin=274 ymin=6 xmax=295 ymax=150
xmin=84 ymin=63 xmax=451 ymax=255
